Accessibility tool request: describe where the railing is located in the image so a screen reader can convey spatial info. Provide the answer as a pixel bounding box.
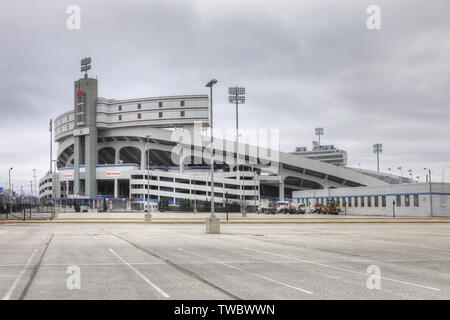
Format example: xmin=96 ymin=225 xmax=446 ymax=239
xmin=0 ymin=203 xmax=55 ymax=220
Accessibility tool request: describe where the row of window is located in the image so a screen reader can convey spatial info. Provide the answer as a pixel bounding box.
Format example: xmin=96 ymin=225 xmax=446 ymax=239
xmin=300 ymin=194 xmax=420 ymax=208
xmin=118 ymin=100 xmax=185 ymax=112
xmin=118 ymin=111 xmax=185 ymax=121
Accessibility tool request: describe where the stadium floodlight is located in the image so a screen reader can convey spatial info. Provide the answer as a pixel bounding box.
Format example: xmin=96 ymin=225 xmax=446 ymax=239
xmin=81 ymin=57 xmax=92 ymax=78
xmin=228 ymin=86 xmax=246 ymax=213
xmin=373 ymin=143 xmax=383 ymax=172
xmin=315 ymin=127 xmax=324 ymax=146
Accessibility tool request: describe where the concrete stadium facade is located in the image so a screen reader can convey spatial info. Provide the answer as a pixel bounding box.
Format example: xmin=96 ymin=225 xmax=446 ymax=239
xmin=39 ymin=72 xmax=389 ymax=209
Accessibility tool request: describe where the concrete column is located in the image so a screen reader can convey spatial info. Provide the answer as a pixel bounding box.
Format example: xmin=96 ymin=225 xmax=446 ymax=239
xmin=115 ymin=147 xmax=120 ymax=165
xmin=114 ymin=179 xmax=119 ymax=199
xmin=73 ymin=137 xmax=80 ymax=196
xmin=141 ymin=148 xmax=146 ymax=170
xmin=279 ymin=178 xmax=285 ymax=201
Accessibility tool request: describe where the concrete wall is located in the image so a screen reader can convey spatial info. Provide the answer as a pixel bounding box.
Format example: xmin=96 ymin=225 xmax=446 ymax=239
xmin=293 ymin=183 xmax=450 ymax=217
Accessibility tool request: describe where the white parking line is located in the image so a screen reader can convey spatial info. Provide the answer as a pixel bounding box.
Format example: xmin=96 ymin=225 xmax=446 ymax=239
xmin=178 ymin=248 xmax=313 ymax=295
xmin=0 ymin=231 xmax=8 ymax=236
xmin=89 ymin=233 xmax=98 ymax=240
xmin=2 ymin=249 xmax=38 ymax=300
xmin=245 ymin=247 xmax=441 ymax=292
xmin=108 ymin=248 xmax=170 ymax=298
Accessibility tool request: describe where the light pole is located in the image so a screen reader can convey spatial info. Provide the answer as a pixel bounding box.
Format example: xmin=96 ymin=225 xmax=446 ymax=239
xmin=315 ymin=127 xmax=324 ymax=147
xmin=373 ymin=143 xmax=382 ymax=172
xmin=49 ymin=119 xmax=53 ymax=174
xmin=33 ymin=169 xmax=37 ymax=206
xmin=205 ymin=79 xmax=220 ymax=233
xmin=424 ymin=168 xmax=433 ymax=217
xmin=228 ymin=87 xmax=246 ymax=213
xmin=146 ymin=135 xmax=151 ymax=213
xmin=8 ymin=167 xmax=13 ymax=215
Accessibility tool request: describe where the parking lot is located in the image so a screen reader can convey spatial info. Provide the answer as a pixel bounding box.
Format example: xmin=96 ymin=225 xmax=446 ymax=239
xmin=1 ymin=222 xmax=450 ymax=300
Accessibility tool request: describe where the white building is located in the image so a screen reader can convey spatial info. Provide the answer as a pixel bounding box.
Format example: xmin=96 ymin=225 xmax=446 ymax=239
xmin=291 ymin=145 xmax=348 ymax=167
xmin=293 ymin=183 xmax=450 ymax=217
xmin=40 ymin=60 xmax=392 ymax=209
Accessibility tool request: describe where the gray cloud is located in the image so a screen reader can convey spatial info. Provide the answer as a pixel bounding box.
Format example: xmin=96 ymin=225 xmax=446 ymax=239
xmin=1 ymin=0 xmax=449 ymax=189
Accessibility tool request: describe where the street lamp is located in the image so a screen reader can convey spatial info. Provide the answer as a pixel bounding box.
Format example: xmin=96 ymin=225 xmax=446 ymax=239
xmin=8 ymin=167 xmax=13 ymax=215
xmin=146 ymin=135 xmax=151 ymax=213
xmin=373 ymin=143 xmax=382 ymax=172
xmin=205 ymin=79 xmax=220 ymax=234
xmin=49 ymin=119 xmax=53 ymax=174
xmin=206 ymin=79 xmax=218 ymax=218
xmin=315 ymin=127 xmax=324 ymax=147
xmin=424 ymin=168 xmax=433 ymax=217
xmin=228 ymin=87 xmax=246 ymax=213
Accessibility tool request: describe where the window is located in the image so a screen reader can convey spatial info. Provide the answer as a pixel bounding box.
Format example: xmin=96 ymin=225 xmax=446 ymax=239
xmin=181 ymin=111 xmax=185 ymax=117
xmin=137 ymin=113 xmax=141 ymax=119
xmin=405 ymin=195 xmax=410 ymax=207
xmin=118 ymin=105 xmax=122 ymax=111
xmin=354 ymin=197 xmax=358 ymax=207
xmin=159 ymin=102 xmax=163 ymax=108
xmin=382 ymin=195 xmax=386 ymax=207
xmin=396 ymin=195 xmax=401 ymax=207
xmin=118 ymin=115 xmax=122 ymax=121
xmin=414 ymin=194 xmax=419 ymax=207
xmin=67 ymin=116 xmax=69 ymax=121
xmin=367 ymin=196 xmax=372 ymax=207
xmin=348 ymin=197 xmax=352 ymax=207
xmin=180 ymin=100 xmax=185 ymax=107
xmin=137 ymin=103 xmax=141 ymax=109
xmin=77 ymin=105 xmax=83 ymax=113
xmin=361 ymin=196 xmax=365 ymax=207
xmin=374 ymin=196 xmax=379 ymax=207
xmin=159 ymin=112 xmax=163 ymax=118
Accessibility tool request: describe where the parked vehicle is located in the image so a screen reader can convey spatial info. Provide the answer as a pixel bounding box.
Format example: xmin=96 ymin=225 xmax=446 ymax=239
xmin=296 ymin=203 xmax=307 ymax=214
xmin=258 ymin=199 xmax=277 ymax=214
xmin=276 ymin=201 xmax=297 ymax=214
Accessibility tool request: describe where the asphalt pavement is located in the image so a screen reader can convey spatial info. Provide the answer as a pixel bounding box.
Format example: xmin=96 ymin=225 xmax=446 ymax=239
xmin=1 ymin=222 xmax=449 ymax=299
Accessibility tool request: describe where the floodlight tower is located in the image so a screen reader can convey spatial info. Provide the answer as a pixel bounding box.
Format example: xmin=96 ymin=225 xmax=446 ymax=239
xmin=81 ymin=57 xmax=91 ymax=79
xmin=315 ymin=127 xmax=324 ymax=147
xmin=373 ymin=143 xmax=383 ymax=172
xmin=228 ymin=87 xmax=246 ymax=213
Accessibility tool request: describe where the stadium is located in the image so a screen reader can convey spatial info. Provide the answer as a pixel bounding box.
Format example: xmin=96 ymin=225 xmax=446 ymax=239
xmin=39 ymin=61 xmax=389 ymax=210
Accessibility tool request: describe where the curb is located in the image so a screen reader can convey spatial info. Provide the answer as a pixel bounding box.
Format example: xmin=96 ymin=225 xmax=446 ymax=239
xmin=2 ymin=218 xmax=450 ymax=224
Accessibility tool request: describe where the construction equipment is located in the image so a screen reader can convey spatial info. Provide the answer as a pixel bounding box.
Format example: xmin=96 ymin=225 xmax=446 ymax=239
xmin=258 ymin=199 xmax=277 ymax=214
xmin=276 ymin=201 xmax=297 ymax=214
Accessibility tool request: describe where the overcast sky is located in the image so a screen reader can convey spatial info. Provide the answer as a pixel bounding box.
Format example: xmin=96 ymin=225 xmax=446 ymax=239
xmin=1 ymin=0 xmax=449 ymax=192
